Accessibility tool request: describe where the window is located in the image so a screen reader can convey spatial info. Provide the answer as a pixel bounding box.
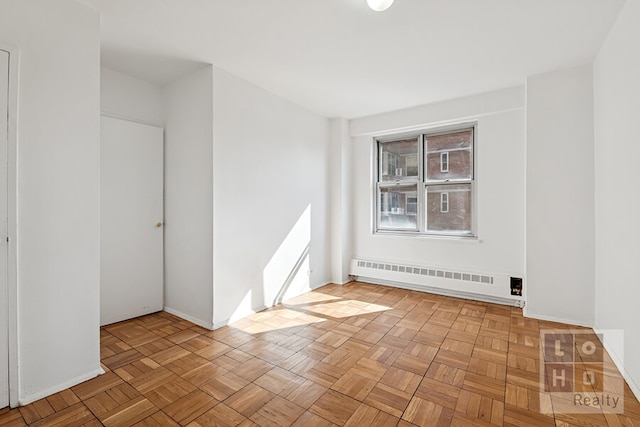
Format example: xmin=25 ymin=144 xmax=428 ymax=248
xmin=406 ymin=194 xmax=418 ymax=216
xmin=440 ymin=152 xmax=449 ymax=173
xmin=375 ymin=125 xmax=475 ymax=237
xmin=440 ymin=192 xmax=449 ymax=213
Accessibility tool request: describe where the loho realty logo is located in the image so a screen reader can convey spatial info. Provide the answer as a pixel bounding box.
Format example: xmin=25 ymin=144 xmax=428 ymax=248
xmin=539 ymin=329 xmax=624 ymax=414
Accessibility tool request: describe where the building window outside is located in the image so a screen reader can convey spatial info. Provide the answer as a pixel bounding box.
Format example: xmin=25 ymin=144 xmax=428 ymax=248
xmin=440 ymin=192 xmax=449 ymax=213
xmin=376 ymin=125 xmax=475 ymax=237
xmin=440 ymin=152 xmax=449 ymax=172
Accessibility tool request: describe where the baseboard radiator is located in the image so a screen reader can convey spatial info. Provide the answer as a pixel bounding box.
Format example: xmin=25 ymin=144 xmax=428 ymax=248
xmin=349 ymin=258 xmax=525 ymax=307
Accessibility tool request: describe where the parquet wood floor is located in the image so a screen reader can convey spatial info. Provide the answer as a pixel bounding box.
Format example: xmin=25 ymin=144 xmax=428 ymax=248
xmin=1 ymin=282 xmax=639 ymax=426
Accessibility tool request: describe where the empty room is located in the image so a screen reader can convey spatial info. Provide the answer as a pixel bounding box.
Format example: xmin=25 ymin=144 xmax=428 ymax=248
xmin=0 ymin=0 xmax=639 ymax=426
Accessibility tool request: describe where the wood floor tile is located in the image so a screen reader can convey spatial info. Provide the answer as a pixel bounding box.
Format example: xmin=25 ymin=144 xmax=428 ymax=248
xmin=149 ymin=345 xmax=191 ymax=366
xmin=135 ymin=338 xmax=174 ymax=357
xmin=392 ymin=352 xmax=432 ymax=376
xmin=132 ymin=410 xmax=180 ymax=426
xmin=462 ymin=372 xmax=505 ymax=401
xmin=283 ymin=380 xmax=327 ymax=409
xmin=426 ymin=362 xmax=466 ymax=388
xmin=114 ymin=358 xmax=160 ymax=380
xmin=250 ymin=396 xmax=305 ymax=427
xmin=129 ymin=367 xmax=175 ymax=394
xmin=18 ymin=399 xmax=55 ymax=424
xmin=29 ymin=403 xmax=97 ymax=427
xmin=364 ymin=382 xmax=412 ymax=418
xmin=44 ymin=390 xmax=81 ymax=413
xmin=229 ymin=357 xmax=275 ymax=382
xmin=187 ymin=403 xmax=247 ymax=427
xmin=502 ymin=404 xmax=555 ymax=427
xmin=455 ymin=389 xmax=504 ymax=425
xmin=163 ymin=390 xmax=217 ymax=425
xmin=302 ymin=361 xmax=343 ymax=388
xmin=309 ymin=390 xmax=361 ymax=425
xmin=102 ymin=349 xmax=146 ymax=370
xmin=467 ymin=359 xmax=506 ymax=381
xmin=379 ymin=367 xmax=422 ymax=395
xmin=414 ymin=377 xmax=461 ymax=409
xmin=71 ymin=372 xmax=124 ymax=401
xmin=200 ymin=372 xmax=250 ymax=402
xmin=290 ymin=411 xmax=338 ymax=427
xmin=344 ymin=403 xmax=400 ymax=427
xmin=142 ymin=376 xmax=197 ymax=409
xmin=322 ymin=349 xmax=360 ymax=372
xmin=254 ymin=367 xmax=307 ymax=396
xmin=90 ymin=395 xmax=157 ymax=426
xmin=182 ymin=361 xmax=224 ymax=387
xmin=8 ymin=282 xmax=640 ymax=427
xmin=403 ymin=396 xmax=454 ymax=427
xmin=224 ymin=384 xmax=275 ymax=418
xmin=350 ymin=357 xmax=389 ymax=381
xmin=0 ymin=408 xmax=27 ymax=427
xmin=330 ymin=370 xmax=376 ymax=401
xmin=166 ymin=329 xmax=201 ymax=345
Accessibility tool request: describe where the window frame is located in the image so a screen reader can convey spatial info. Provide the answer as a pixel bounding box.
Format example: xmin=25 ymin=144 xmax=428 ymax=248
xmin=373 ymin=123 xmax=477 ymax=238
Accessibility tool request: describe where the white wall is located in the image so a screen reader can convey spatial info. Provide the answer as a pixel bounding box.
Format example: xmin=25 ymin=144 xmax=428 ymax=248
xmin=349 ymin=87 xmax=526 ymax=283
xmin=0 ymin=0 xmax=101 ymax=404
xmin=100 ymin=66 xmax=164 ymax=127
xmin=525 ymin=65 xmax=595 ymax=326
xmin=594 ymin=0 xmax=640 ymax=398
xmin=163 ymin=66 xmax=214 ymax=328
xmin=212 ymin=68 xmax=331 ymax=327
xmin=330 ymin=118 xmax=352 ymax=285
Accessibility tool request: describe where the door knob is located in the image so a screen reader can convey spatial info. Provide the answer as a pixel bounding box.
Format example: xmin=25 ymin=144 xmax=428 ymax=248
xmin=156 ymin=222 xmax=163 ymax=228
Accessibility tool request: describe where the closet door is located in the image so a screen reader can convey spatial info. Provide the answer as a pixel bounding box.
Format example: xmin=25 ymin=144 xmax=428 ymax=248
xmin=100 ymin=116 xmax=164 ymax=325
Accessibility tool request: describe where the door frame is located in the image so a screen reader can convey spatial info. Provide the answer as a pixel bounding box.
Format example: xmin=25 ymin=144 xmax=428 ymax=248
xmin=1 ymin=43 xmax=20 ymax=408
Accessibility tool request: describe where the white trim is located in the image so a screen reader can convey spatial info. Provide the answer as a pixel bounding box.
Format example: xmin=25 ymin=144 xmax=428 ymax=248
xmin=99 ymin=111 xmax=162 ymax=129
xmin=593 ymin=327 xmax=640 ymax=403
xmin=0 ymin=43 xmax=19 ymax=408
xmin=162 ymin=306 xmax=215 ymax=330
xmin=19 ymin=367 xmax=104 ymax=406
xmin=163 ymin=306 xmax=214 ymax=330
xmin=522 ymin=309 xmax=593 ymax=328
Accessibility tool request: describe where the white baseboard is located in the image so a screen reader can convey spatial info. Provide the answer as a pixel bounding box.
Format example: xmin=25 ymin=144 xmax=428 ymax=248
xmin=594 ymin=327 xmax=640 ymax=403
xmin=163 ymin=306 xmax=214 ymax=330
xmin=19 ymin=367 xmax=104 ymax=406
xmin=522 ymin=308 xmax=593 ymax=328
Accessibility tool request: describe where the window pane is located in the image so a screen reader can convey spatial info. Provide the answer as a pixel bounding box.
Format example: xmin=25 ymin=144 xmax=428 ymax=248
xmin=379 ymin=138 xmax=419 ymax=182
xmin=426 ymin=183 xmax=472 ymax=233
xmin=426 ymin=129 xmax=472 ymax=181
xmin=379 ymin=185 xmax=418 ymax=230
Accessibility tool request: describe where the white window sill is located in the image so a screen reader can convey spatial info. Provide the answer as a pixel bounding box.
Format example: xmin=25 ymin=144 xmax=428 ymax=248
xmin=373 ymin=231 xmax=481 ymax=243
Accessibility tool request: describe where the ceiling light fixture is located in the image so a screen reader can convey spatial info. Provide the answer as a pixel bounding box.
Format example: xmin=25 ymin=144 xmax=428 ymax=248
xmin=367 ymin=0 xmax=394 ymax=12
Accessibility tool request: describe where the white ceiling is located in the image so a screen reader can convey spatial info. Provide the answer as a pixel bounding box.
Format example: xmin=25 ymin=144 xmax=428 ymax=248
xmin=84 ymin=0 xmax=625 ymax=119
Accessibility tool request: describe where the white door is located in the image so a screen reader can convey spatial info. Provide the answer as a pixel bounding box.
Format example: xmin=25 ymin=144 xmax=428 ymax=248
xmin=100 ymin=116 xmax=164 ymax=326
xmin=0 ymin=49 xmax=10 ymax=409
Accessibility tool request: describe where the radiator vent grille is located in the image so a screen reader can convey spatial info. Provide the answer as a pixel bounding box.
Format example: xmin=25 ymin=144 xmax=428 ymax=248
xmin=355 ymin=260 xmax=493 ymax=285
